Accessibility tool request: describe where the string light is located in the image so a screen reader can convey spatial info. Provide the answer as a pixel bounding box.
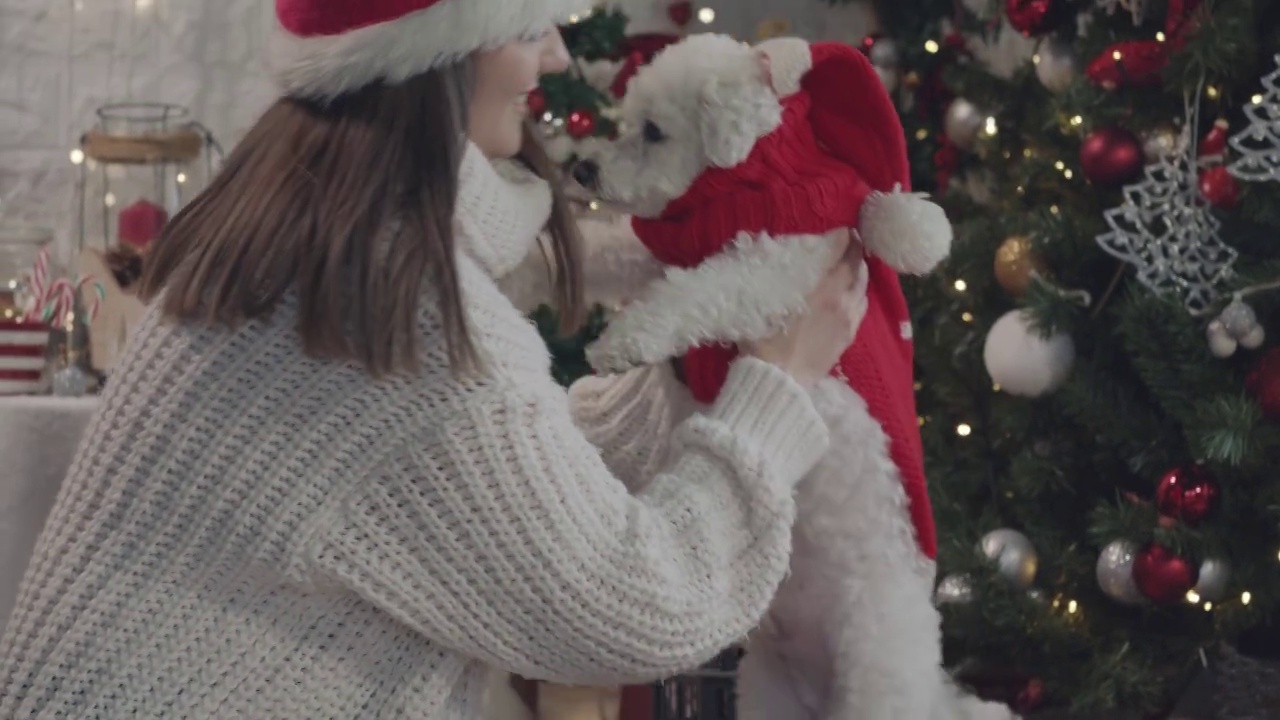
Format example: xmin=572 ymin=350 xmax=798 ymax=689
xmin=697 ymin=7 xmax=715 ymax=23
xmin=992 ymin=383 xmax=1002 ymax=392
xmin=1050 ymin=204 xmax=1060 ymax=215
xmin=69 ymin=148 xmax=84 ymax=165
xmin=1067 ymin=600 xmax=1079 ymax=614
xmin=1252 ymin=93 xmax=1265 ymax=105
xmin=1070 ymin=115 xmax=1083 ymax=126
xmin=1032 ymin=53 xmax=1041 ymax=65
xmin=1063 ymin=169 xmax=1074 ymax=179
xmin=924 ymin=39 xmax=940 ymax=54
xmin=1156 ymin=31 xmax=1166 ymax=42
xmin=1112 ymin=50 xmax=1123 ymax=61
xmin=954 ymin=279 xmax=968 ymax=292
xmin=103 ymin=192 xmax=117 ymax=208
xmin=1242 ymin=591 xmax=1252 ymax=605
xmin=1206 ymin=85 xmax=1220 ymax=99
xmin=1186 ymin=589 xmax=1201 ymax=604
xmin=956 ymin=423 xmax=973 ymax=437
xmin=915 ymin=128 xmax=928 ymax=141
xmin=983 ymin=117 xmax=998 ymax=136
xmin=918 ymin=416 xmax=926 ymax=427
xmin=176 ymin=173 xmax=187 ymax=184
xmin=961 ymin=311 xmax=975 ymax=323
xmin=1054 ymin=160 xmax=1066 ymax=170
xmin=1203 ymin=601 xmax=1213 ymax=612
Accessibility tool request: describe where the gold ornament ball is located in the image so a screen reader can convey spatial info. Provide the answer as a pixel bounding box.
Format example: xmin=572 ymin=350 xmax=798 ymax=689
xmin=994 ymin=235 xmax=1046 ymax=297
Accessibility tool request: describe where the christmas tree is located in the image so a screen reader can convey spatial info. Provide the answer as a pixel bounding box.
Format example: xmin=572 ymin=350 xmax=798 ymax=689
xmin=857 ymin=0 xmax=1280 ymax=715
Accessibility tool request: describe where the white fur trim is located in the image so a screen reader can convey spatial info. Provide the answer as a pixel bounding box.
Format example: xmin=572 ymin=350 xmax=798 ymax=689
xmin=754 ymin=37 xmax=811 ymax=97
xmin=585 ymin=231 xmax=839 ymax=373
xmin=860 ymin=189 xmax=953 ymax=275
xmin=271 ymin=0 xmax=591 ymax=99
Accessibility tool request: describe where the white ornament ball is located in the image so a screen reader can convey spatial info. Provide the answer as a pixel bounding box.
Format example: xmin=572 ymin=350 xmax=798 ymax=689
xmin=935 ymin=574 xmax=974 ymax=604
xmin=875 ymin=66 xmax=900 ymax=93
xmin=1207 ymin=320 xmax=1239 ymax=358
xmin=544 ymin=133 xmax=575 ymax=164
xmin=1240 ymin=323 xmax=1266 ymax=350
xmin=1194 ymin=558 xmax=1231 ymax=602
xmin=1034 ymin=37 xmax=1079 ymax=94
xmin=980 ymin=528 xmax=1038 ymax=590
xmin=983 ymin=310 xmax=1076 ymax=397
xmin=944 ymin=98 xmax=985 ymax=150
xmin=1220 ymin=298 xmax=1259 ymax=338
xmin=1096 ymin=540 xmax=1145 ymax=605
xmin=869 ymin=38 xmax=901 ymax=68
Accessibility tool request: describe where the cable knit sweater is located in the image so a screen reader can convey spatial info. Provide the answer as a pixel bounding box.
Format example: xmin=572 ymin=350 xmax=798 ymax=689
xmin=0 ymin=144 xmax=830 ymax=719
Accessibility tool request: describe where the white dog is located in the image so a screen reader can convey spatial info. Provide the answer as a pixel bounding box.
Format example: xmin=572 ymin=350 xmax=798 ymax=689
xmin=568 ymin=34 xmax=1017 ymax=720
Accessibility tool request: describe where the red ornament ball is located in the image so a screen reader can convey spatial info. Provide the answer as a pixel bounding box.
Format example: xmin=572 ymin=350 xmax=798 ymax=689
xmin=1199 ymin=165 xmax=1241 ymax=208
xmin=1005 ymin=0 xmax=1069 ymax=36
xmin=1132 ymin=544 xmax=1198 ymax=604
xmin=1246 ymin=348 xmax=1280 ymax=422
xmin=1155 ymin=465 xmax=1219 ymax=525
xmin=667 ymin=0 xmax=693 ymax=27
xmin=1080 ymin=126 xmax=1144 ymax=186
xmin=567 ymin=110 xmax=596 ymax=139
xmin=1014 ymin=678 xmax=1047 ymax=715
xmin=526 ymin=87 xmax=546 ymax=116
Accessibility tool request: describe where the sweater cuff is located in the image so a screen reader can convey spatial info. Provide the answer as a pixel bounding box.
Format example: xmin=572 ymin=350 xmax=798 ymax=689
xmin=705 ymin=357 xmax=829 ymax=487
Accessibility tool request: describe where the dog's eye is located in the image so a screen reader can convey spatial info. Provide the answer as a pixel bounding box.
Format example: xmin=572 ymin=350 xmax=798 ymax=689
xmin=642 ymin=120 xmax=665 ymax=143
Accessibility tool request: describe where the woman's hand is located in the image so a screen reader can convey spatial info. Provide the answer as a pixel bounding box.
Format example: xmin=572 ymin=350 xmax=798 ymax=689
xmin=742 ymin=229 xmax=868 ymax=388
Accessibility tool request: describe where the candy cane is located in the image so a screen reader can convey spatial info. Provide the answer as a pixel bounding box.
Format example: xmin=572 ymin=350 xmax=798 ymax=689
xmin=76 ymin=275 xmax=106 ymax=322
xmin=21 ymin=249 xmax=52 ymax=323
xmin=42 ymin=277 xmax=78 ymax=326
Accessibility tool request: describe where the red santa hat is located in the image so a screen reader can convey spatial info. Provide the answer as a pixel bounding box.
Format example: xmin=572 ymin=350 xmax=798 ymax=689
xmin=271 ymin=0 xmax=590 ymax=100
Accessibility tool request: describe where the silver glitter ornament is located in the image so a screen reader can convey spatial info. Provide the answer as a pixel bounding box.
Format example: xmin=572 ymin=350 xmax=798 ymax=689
xmin=1096 ymin=539 xmax=1145 ymax=605
xmin=1034 ymin=38 xmax=1079 ymax=94
xmin=979 ymin=529 xmax=1038 ymax=590
xmin=1142 ymin=124 xmax=1182 ymax=162
xmin=935 ymin=574 xmax=974 ymax=604
xmin=944 ymin=98 xmax=985 ymax=151
xmin=1220 ymin=297 xmax=1259 ymax=337
xmin=1228 ymin=54 xmax=1280 ymax=183
xmin=1194 ymin=558 xmax=1231 ymax=602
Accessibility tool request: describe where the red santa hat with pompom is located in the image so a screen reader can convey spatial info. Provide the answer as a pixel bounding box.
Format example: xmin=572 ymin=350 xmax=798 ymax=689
xmin=270 ymin=0 xmax=590 ymax=100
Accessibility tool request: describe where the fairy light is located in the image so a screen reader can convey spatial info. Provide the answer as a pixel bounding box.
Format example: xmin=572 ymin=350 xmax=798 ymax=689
xmin=924 ymin=39 xmax=940 ymax=54
xmin=567 ymin=13 xmax=581 ymax=22
xmin=176 ymin=173 xmax=187 ymax=184
xmin=1186 ymin=589 xmax=1201 ymax=604
xmin=103 ymin=192 xmax=117 ymax=208
xmin=915 ymin=128 xmax=928 ymax=140
xmin=1155 ymin=31 xmax=1166 ymax=42
xmin=1203 ymin=601 xmax=1214 ymax=612
xmin=1067 ymin=600 xmax=1079 ymax=614
xmin=1112 ymin=50 xmax=1123 ymax=61
xmin=1241 ymin=591 xmax=1252 ymax=605
xmin=954 ymin=279 xmax=968 ymax=292
xmin=69 ymin=148 xmax=84 ymax=165
xmin=1206 ymin=85 xmax=1220 ymax=100
xmin=961 ymin=311 xmax=975 ymax=323
xmin=1022 ymin=148 xmax=1033 ymax=158
xmin=992 ymin=383 xmax=1002 ymax=392
xmin=918 ymin=416 xmax=926 ymax=427
xmin=697 ymin=7 xmax=715 ymax=23
xmin=1054 ymin=160 xmax=1066 ymax=170
xmin=1063 ymin=169 xmax=1074 ymax=179
xmin=1070 ymin=115 xmax=1083 ymax=126
xmin=1252 ymin=93 xmax=1265 ymax=105
xmin=956 ymin=423 xmax=973 ymax=437
xmin=1050 ymin=204 xmax=1060 ymax=215
xmin=983 ymin=116 xmax=998 ymax=136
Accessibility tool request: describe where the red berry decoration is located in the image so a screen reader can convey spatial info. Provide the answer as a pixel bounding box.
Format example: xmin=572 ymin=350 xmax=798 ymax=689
xmin=566 ymin=110 xmax=596 ymax=139
xmin=667 ymin=0 xmax=692 ymax=27
xmin=1080 ymin=126 xmax=1145 ymax=186
xmin=526 ymin=88 xmax=546 ymax=116
xmin=1132 ymin=544 xmax=1198 ymax=604
xmin=1155 ymin=465 xmax=1219 ymax=525
xmin=1246 ymin=348 xmax=1280 ymax=422
xmin=1005 ymin=0 xmax=1070 ymax=37
xmin=1199 ymin=166 xmax=1241 ymax=208
xmin=1086 ymin=40 xmax=1170 ymax=89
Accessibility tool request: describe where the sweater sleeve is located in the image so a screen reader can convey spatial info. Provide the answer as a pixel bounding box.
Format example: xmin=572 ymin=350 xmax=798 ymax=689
xmin=567 ymin=363 xmax=691 ymax=494
xmin=308 ymin=357 xmax=828 ymax=685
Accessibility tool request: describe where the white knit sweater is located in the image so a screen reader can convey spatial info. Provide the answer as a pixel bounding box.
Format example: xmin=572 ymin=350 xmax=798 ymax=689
xmin=0 ymin=144 xmax=830 ymax=719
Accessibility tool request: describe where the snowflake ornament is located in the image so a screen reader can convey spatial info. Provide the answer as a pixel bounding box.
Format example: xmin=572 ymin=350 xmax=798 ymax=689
xmin=1096 ymin=136 xmax=1237 ymax=314
xmin=1227 ymin=54 xmax=1280 ymax=183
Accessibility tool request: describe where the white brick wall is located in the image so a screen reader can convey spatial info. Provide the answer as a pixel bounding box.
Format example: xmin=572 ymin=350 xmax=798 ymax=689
xmin=0 ymin=0 xmax=875 ymax=254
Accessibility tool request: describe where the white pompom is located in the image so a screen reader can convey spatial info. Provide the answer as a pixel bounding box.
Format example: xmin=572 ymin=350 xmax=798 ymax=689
xmin=983 ymin=310 xmax=1075 ymax=397
xmin=859 ymin=190 xmax=952 ymax=275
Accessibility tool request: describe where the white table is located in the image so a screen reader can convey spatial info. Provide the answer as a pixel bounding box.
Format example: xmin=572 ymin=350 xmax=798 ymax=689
xmin=0 ymin=395 xmax=98 ymax=629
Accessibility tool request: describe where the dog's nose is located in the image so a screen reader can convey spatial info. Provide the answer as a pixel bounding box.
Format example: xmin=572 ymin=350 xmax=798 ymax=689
xmin=572 ymin=160 xmax=600 ymax=190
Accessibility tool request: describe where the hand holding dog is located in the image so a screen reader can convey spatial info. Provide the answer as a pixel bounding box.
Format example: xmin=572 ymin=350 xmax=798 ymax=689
xmin=742 ymin=229 xmax=868 ymax=389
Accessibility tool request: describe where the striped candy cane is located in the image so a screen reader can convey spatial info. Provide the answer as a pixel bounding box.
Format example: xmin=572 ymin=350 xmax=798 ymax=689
xmin=20 ymin=248 xmax=51 ymax=323
xmin=76 ymin=275 xmax=106 ymax=322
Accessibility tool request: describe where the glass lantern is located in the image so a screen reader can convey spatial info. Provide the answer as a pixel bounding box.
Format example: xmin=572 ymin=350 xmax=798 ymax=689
xmin=0 ymin=224 xmax=55 ymax=394
xmin=73 ymin=102 xmax=222 ymax=373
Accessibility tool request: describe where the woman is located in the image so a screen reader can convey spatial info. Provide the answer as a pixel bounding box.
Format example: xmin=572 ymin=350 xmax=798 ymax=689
xmin=0 ymin=0 xmax=867 ymax=717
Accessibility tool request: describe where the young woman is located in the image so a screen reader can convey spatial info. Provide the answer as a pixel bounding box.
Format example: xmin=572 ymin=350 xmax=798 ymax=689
xmin=0 ymin=0 xmax=867 ymax=717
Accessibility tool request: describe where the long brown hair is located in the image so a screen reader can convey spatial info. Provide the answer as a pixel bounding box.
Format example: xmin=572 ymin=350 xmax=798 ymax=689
xmin=139 ymin=62 xmax=583 ymax=377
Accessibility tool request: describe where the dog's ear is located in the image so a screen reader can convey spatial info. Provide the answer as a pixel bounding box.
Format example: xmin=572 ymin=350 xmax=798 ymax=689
xmin=698 ymin=61 xmax=784 ymax=168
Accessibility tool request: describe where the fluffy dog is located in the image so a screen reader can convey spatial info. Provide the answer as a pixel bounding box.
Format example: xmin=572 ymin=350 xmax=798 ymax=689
xmin=571 ymin=34 xmax=1016 ymax=720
